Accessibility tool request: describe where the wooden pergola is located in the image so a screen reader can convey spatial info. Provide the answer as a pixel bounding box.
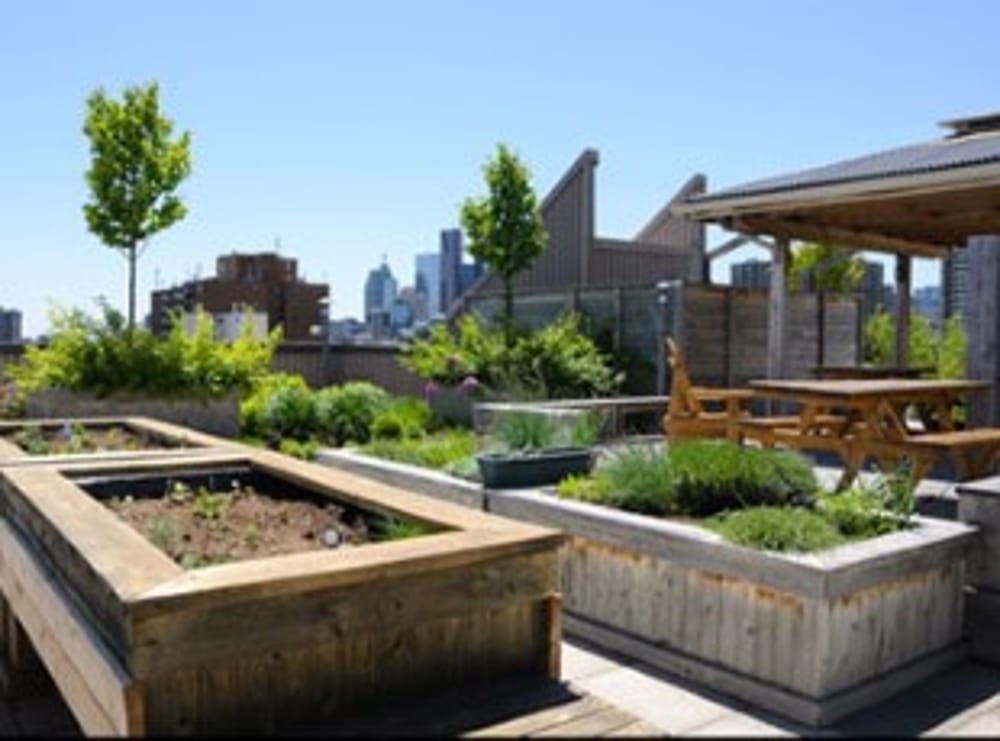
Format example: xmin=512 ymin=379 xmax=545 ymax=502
xmin=671 ymin=113 xmax=1000 ymax=384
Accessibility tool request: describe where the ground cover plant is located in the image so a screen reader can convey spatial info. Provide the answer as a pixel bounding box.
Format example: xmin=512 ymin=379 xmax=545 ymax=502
xmin=557 ymin=440 xmax=916 ymax=553
xmin=7 ymin=422 xmax=182 ymax=456
xmin=359 ymin=428 xmax=479 ymax=478
xmin=102 ymin=476 xmax=436 ymax=569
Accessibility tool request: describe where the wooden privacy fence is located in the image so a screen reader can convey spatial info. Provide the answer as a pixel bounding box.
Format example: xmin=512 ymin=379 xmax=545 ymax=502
xmin=667 ymin=283 xmax=860 ymax=388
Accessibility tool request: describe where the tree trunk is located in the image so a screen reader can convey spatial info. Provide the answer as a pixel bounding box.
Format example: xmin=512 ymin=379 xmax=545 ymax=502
xmin=503 ymin=277 xmax=514 ymax=350
xmin=128 ymin=243 xmax=137 ymax=331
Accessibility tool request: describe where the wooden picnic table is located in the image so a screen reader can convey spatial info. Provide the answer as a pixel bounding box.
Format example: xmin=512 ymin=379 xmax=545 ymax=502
xmin=745 ymin=378 xmax=995 ymax=486
xmin=810 ymin=365 xmax=934 ymax=380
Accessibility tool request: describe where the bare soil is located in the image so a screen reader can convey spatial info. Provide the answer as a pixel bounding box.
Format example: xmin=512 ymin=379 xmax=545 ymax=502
xmin=9 ymin=423 xmax=182 ymax=456
xmin=104 ymin=482 xmax=374 ymax=569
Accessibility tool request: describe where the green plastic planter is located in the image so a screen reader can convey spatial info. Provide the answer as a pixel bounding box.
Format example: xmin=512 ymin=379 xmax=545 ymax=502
xmin=476 ymin=447 xmax=594 ymax=489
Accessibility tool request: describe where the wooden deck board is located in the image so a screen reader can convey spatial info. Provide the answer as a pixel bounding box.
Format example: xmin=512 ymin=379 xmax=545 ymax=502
xmin=6 ymin=675 xmax=653 ymax=738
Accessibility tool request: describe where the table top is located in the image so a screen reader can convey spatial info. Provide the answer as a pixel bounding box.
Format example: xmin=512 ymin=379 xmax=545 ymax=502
xmin=810 ymin=365 xmax=934 ymax=380
xmin=749 ymin=378 xmax=990 ymax=402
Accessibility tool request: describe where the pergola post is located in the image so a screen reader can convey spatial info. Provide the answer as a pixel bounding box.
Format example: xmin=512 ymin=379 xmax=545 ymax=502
xmin=767 ymin=237 xmax=790 ymax=380
xmin=895 ymin=254 xmax=911 ymax=367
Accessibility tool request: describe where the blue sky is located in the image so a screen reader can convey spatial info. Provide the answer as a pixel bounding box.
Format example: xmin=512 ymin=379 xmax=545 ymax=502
xmin=2 ymin=0 xmax=998 ymax=337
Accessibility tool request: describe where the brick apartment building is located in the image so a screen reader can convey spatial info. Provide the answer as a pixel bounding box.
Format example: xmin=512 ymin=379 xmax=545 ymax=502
xmin=150 ymin=252 xmax=329 ymax=341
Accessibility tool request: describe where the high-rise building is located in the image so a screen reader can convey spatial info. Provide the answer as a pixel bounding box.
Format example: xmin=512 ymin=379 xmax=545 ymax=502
xmin=439 ymin=228 xmax=464 ymax=313
xmin=415 ymin=252 xmax=440 ymax=317
xmin=730 ymin=258 xmax=771 ymax=289
xmin=943 ymin=248 xmax=971 ymax=321
xmin=364 ymin=258 xmax=398 ymax=320
xmin=0 ymin=308 xmax=22 ymax=343
xmin=149 ymin=252 xmax=328 ymax=341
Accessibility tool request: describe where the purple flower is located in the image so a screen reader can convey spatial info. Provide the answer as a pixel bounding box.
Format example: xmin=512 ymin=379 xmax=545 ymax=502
xmin=457 ymin=375 xmax=481 ymax=394
xmin=423 ymin=380 xmax=440 ymax=399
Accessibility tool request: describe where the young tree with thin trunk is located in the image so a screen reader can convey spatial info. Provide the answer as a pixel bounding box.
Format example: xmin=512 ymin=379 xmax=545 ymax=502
xmin=461 ymin=144 xmax=548 ymax=349
xmin=83 ymin=81 xmax=192 ymax=330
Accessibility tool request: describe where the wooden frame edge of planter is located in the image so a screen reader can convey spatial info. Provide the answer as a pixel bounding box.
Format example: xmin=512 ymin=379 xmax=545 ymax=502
xmin=0 ymin=449 xmax=563 ymax=735
xmin=0 ymin=415 xmax=243 ymax=467
xmin=0 ymin=520 xmax=143 ymax=735
xmin=316 ymin=446 xmax=486 ymax=510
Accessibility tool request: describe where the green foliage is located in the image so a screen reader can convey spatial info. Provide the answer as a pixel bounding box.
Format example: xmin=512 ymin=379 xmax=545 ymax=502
xmin=400 ymin=312 xmax=621 ymax=400
xmin=240 ymin=374 xmax=310 ymax=438
xmin=373 ymin=518 xmax=436 ymax=542
xmin=10 ymin=303 xmax=278 ymax=399
xmin=461 ymin=144 xmax=548 ymax=347
xmin=360 ymin=429 xmax=477 ymax=470
xmin=669 ymin=441 xmax=818 ymax=517
xmin=789 ymin=242 xmax=865 ymax=294
xmin=146 ymin=516 xmax=182 ymax=554
xmin=863 ymin=308 xmax=965 ymax=379
xmin=938 ymin=314 xmax=967 ymax=379
xmin=370 ymin=397 xmax=434 ymax=440
xmin=191 ymin=487 xmax=228 ymax=521
xmin=558 ymin=441 xmax=817 ymax=519
xmin=815 ymin=488 xmax=901 ymax=538
xmin=489 ymin=410 xmax=559 ymax=452
xmin=277 ymin=437 xmax=319 ymax=461
xmin=262 ymin=382 xmax=318 ymax=442
xmin=316 ymin=381 xmax=391 ymax=445
xmin=508 ymin=313 xmax=623 ymax=398
xmin=0 ymin=380 xmax=25 ymax=419
xmin=588 ymin=447 xmax=674 ymax=515
xmin=83 ymin=81 xmax=192 ymax=327
xmin=706 ymin=507 xmax=845 ymax=553
xmin=441 ymin=455 xmax=482 ymax=482
xmin=12 ymin=427 xmax=50 ymax=455
xmin=399 ymin=313 xmax=503 ymax=387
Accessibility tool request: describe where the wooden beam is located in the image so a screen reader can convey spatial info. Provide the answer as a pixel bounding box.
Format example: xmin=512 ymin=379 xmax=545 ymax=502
xmin=895 ymin=254 xmax=911 ymax=368
xmin=768 ymin=237 xmax=790 ymax=384
xmin=705 ymin=235 xmax=751 ymax=261
xmin=732 ymin=216 xmax=951 ymax=259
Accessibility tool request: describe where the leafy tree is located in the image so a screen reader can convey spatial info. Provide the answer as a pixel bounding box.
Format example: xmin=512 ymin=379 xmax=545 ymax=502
xmin=789 ymin=242 xmax=865 ymax=294
xmin=83 ymin=81 xmax=192 ymax=329
xmin=460 ymin=144 xmax=548 ymax=349
xmin=862 ymin=308 xmax=965 ymax=377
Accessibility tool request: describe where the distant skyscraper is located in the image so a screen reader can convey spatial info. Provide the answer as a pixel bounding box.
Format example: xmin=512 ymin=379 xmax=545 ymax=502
xmin=943 ymin=248 xmax=970 ymax=321
xmin=730 ymin=258 xmax=771 ymax=289
xmin=857 ymin=260 xmax=891 ymax=321
xmin=415 ymin=252 xmax=440 ymax=316
xmin=0 ymin=308 xmax=22 ymax=343
xmin=439 ymin=228 xmax=463 ymax=313
xmin=364 ymin=258 xmax=397 ymax=320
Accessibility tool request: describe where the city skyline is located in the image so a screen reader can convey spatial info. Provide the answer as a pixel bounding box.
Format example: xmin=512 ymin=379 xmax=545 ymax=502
xmin=2 ymin=1 xmax=997 ymax=337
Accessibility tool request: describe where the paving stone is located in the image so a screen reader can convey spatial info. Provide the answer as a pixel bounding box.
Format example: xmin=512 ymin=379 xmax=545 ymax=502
xmin=560 ymin=640 xmax=632 ymax=683
xmin=571 ymin=663 xmax=730 ymax=735
xmin=930 ymin=707 xmax=1000 ymax=736
xmin=685 ymin=710 xmax=802 ymax=737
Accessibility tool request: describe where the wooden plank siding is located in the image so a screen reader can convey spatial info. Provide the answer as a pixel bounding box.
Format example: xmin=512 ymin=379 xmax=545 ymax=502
xmin=679 ymin=284 xmax=860 ymax=389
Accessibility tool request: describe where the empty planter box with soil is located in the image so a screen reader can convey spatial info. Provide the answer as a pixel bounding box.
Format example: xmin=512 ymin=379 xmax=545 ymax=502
xmin=0 ymin=450 xmax=562 ymax=735
xmin=0 ymin=417 xmax=229 ymax=465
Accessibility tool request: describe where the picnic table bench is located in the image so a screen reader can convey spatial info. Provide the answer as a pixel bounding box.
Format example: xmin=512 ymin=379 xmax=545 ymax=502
xmin=747 ymin=378 xmax=1000 ymax=487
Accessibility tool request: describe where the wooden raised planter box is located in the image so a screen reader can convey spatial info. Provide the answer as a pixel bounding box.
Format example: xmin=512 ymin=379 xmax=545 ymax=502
xmin=486 ymin=488 xmax=976 ymax=727
xmin=0 ymin=450 xmax=562 ymax=735
xmin=0 ymin=416 xmax=234 ymax=467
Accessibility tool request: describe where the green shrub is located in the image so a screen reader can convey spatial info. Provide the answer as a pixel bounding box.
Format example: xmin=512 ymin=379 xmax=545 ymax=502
xmin=10 ymin=303 xmax=278 ymax=398
xmin=263 ymin=382 xmax=318 ymax=442
xmin=400 ymin=311 xmax=622 ymax=400
xmin=316 ymin=381 xmax=390 ymax=446
xmin=277 ymin=437 xmax=319 ymax=461
xmin=508 ymin=313 xmax=623 ymax=398
xmin=370 ymin=397 xmax=434 ymax=440
xmin=669 ymin=441 xmax=818 ymax=517
xmin=706 ymin=507 xmax=845 ymax=552
xmin=373 ymin=517 xmax=436 ymax=542
xmin=815 ymin=488 xmax=902 ymax=538
xmin=360 ymin=429 xmax=476 ymax=470
xmin=441 ymin=455 xmax=482 ymax=482
xmin=240 ymin=373 xmax=311 ymax=438
xmin=557 ymin=446 xmax=674 ymax=516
